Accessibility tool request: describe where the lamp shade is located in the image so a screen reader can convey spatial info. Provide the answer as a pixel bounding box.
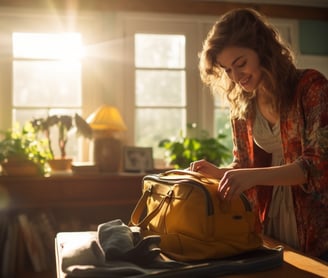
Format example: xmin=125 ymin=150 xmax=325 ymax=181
xmin=87 ymin=105 xmax=127 ymax=131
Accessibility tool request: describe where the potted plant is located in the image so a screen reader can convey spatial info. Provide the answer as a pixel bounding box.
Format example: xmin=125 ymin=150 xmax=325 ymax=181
xmin=0 ymin=123 xmax=53 ymax=176
xmin=31 ymin=113 xmax=92 ymax=171
xmin=158 ymin=123 xmax=232 ymax=169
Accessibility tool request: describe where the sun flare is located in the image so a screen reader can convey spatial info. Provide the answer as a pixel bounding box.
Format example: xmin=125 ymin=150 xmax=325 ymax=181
xmin=12 ymin=32 xmax=84 ymax=60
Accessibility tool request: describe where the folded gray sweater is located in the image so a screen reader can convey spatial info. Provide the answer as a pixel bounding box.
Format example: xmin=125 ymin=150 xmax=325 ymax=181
xmin=59 ymin=219 xmax=184 ymax=277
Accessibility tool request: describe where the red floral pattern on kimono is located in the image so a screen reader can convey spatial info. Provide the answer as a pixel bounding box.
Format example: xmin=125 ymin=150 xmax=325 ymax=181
xmin=230 ymin=69 xmax=328 ymax=257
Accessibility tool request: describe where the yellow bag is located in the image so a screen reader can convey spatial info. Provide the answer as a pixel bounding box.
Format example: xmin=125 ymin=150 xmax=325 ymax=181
xmin=130 ymin=170 xmax=262 ymax=262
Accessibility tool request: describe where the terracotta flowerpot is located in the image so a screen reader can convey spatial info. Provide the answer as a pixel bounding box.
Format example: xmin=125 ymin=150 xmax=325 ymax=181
xmin=48 ymin=158 xmax=73 ymax=172
xmin=1 ymin=159 xmax=40 ymax=176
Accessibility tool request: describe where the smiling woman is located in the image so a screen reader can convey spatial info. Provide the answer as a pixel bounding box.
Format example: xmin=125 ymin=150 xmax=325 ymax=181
xmin=197 ymin=7 xmax=328 ymax=260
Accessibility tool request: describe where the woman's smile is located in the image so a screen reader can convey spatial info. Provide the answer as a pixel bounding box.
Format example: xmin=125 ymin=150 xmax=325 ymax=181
xmin=239 ymin=75 xmax=252 ymax=89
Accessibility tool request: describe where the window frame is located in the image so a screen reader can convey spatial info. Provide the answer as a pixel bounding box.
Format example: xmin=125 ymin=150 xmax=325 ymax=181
xmin=122 ymin=13 xmax=217 ymax=152
xmin=0 ymin=10 xmax=105 ymax=161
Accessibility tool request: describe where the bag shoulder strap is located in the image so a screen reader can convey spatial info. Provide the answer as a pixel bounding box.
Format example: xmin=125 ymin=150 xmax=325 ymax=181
xmin=130 ymin=186 xmax=172 ymax=228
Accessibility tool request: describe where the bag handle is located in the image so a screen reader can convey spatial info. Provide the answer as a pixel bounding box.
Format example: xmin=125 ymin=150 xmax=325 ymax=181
xmin=130 ymin=186 xmax=173 ymax=229
xmin=160 ymin=169 xmax=217 ymax=184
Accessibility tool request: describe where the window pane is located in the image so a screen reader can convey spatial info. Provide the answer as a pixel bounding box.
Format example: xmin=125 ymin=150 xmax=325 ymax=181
xmin=135 ymin=34 xmax=185 ymax=68
xmin=13 ymin=60 xmax=81 ymax=107
xmin=214 ymin=108 xmax=233 ymax=152
xmin=136 ymin=70 xmax=186 ymax=106
xmin=135 ymin=108 xmax=186 ymax=158
xmin=12 ymin=32 xmax=83 ymax=161
xmin=13 ymin=32 xmax=83 ymax=59
xmin=134 ymin=33 xmax=186 ymax=160
xmin=214 ymin=93 xmax=229 ymax=108
xmin=214 ymin=94 xmax=232 ymax=151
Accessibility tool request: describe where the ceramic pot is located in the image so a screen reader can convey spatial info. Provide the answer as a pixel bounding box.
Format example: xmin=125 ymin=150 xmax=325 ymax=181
xmin=48 ymin=158 xmax=72 ymax=172
xmin=1 ymin=159 xmax=40 ymax=176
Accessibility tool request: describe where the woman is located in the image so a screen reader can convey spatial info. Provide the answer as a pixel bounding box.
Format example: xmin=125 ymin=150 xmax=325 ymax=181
xmin=190 ymin=8 xmax=328 ymax=259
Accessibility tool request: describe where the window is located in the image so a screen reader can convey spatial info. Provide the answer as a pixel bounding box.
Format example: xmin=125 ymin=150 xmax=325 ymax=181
xmin=12 ymin=32 xmax=84 ymax=160
xmin=124 ymin=16 xmax=232 ymax=162
xmin=134 ymin=34 xmax=186 ymax=158
xmin=214 ymin=95 xmax=233 ymax=152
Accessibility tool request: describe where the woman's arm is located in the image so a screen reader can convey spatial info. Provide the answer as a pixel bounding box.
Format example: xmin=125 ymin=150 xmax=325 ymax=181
xmin=218 ymin=161 xmax=306 ymax=201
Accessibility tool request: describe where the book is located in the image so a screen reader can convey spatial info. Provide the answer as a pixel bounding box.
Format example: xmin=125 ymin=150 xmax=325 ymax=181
xmin=15 ymin=223 xmax=29 ymax=273
xmin=33 ymin=211 xmax=58 ymax=270
xmin=1 ymin=219 xmax=15 ymax=277
xmin=17 ymin=214 xmax=47 ymax=272
xmin=6 ymin=219 xmax=19 ymax=277
xmin=0 ymin=215 xmax=9 ymax=271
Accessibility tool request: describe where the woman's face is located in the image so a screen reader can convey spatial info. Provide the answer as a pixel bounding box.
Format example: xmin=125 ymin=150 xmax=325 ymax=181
xmin=216 ymin=47 xmax=262 ymax=92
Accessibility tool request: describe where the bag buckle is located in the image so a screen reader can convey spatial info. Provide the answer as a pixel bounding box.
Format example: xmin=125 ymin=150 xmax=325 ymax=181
xmin=146 ymin=185 xmax=153 ymax=194
xmin=166 ymin=189 xmax=174 ymax=198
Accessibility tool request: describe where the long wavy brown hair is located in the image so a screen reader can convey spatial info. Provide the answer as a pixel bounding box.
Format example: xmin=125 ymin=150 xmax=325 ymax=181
xmin=199 ymin=8 xmax=298 ymax=120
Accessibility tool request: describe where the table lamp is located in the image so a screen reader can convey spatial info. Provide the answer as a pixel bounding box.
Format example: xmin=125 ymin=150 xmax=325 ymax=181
xmin=87 ymin=105 xmax=127 ymax=172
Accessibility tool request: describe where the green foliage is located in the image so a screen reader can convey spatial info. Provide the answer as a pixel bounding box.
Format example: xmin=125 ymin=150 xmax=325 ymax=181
xmin=31 ymin=114 xmax=92 ymax=159
xmin=158 ymin=124 xmax=232 ymax=169
xmin=0 ymin=123 xmax=53 ymax=174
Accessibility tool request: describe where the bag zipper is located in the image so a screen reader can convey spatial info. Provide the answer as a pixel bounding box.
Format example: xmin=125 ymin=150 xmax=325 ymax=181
xmin=143 ymin=175 xmax=252 ymax=216
xmin=143 ymin=175 xmax=214 ymax=216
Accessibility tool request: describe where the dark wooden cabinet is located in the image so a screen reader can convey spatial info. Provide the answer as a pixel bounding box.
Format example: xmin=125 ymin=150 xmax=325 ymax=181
xmin=0 ymin=173 xmax=146 ymax=277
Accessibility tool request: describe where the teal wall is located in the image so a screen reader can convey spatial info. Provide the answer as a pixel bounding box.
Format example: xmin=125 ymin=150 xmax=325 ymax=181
xmin=299 ymin=20 xmax=328 ymax=55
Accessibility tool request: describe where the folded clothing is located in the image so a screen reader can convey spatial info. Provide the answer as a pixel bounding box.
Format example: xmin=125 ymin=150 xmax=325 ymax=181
xmin=59 ymin=219 xmax=185 ymax=277
xmin=98 ymin=219 xmax=169 ymax=267
xmin=61 ymin=231 xmax=105 ymax=271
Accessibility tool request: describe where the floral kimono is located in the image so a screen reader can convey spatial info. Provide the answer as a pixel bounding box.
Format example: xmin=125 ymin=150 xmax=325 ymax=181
xmin=230 ymin=69 xmax=328 ymax=257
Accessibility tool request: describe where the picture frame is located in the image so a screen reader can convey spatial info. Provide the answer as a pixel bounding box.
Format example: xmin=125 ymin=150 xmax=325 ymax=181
xmin=123 ymin=146 xmax=154 ymax=173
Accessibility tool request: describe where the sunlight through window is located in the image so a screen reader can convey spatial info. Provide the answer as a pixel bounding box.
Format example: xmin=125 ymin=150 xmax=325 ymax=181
xmin=12 ymin=32 xmax=83 ymax=160
xmin=13 ymin=32 xmax=84 ymax=60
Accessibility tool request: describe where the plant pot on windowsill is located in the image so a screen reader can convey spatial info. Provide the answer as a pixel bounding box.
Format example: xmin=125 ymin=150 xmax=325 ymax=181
xmin=48 ymin=158 xmax=72 ymax=172
xmin=1 ymin=158 xmax=41 ymax=176
xmin=31 ymin=113 xmax=93 ymax=174
xmin=0 ymin=123 xmax=53 ymax=177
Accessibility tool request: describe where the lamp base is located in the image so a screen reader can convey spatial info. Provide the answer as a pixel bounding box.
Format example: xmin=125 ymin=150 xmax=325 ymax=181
xmin=93 ymin=137 xmax=122 ymax=173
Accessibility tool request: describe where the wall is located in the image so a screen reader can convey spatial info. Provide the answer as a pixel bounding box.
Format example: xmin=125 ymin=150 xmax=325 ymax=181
xmin=299 ymin=20 xmax=328 ymax=55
